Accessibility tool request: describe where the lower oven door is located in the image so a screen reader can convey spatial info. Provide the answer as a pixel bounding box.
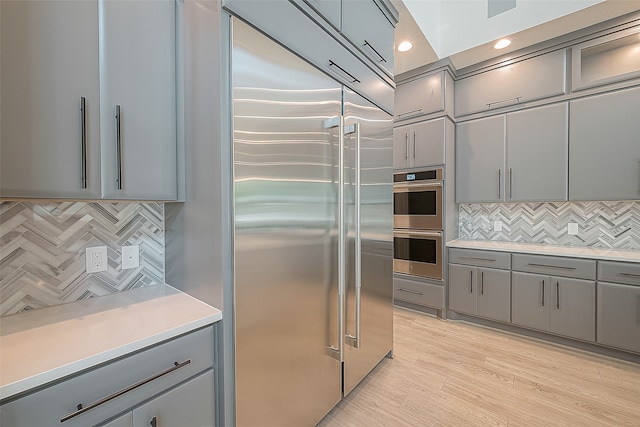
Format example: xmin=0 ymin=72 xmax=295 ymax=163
xmin=393 ymin=230 xmax=443 ymax=280
xmin=393 ymin=182 xmax=443 ymax=229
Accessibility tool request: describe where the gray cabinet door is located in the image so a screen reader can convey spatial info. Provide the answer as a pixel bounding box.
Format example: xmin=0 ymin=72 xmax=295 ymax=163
xmin=0 ymin=0 xmax=101 ymax=199
xmin=413 ymin=118 xmax=445 ymax=168
xmin=393 ymin=126 xmax=410 ymax=169
xmin=549 ymin=277 xmax=596 ymax=342
xmin=394 ymin=73 xmax=444 ymax=122
xmin=449 ymin=264 xmax=477 ymax=315
xmin=456 ymin=115 xmax=505 ymax=203
xmin=597 ymin=282 xmax=640 ymax=354
xmin=506 ymin=103 xmax=568 ymax=202
xmin=569 ymin=86 xmax=640 ymax=200
xmin=342 ymin=0 xmax=394 ymax=77
xmin=100 ymin=0 xmax=177 ymax=200
xmin=511 ymin=272 xmax=549 ymax=332
xmin=132 ymin=370 xmax=215 ymax=427
xmin=477 ymin=268 xmax=511 ymax=323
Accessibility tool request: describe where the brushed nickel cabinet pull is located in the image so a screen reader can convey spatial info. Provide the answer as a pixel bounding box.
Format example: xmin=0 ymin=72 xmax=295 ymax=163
xmin=397 ymin=288 xmax=423 ymax=296
xmin=620 ymin=272 xmax=640 ymax=278
xmin=541 ymin=280 xmax=545 ymax=307
xmin=486 ymin=96 xmax=522 ymax=109
xmin=80 ymin=97 xmax=87 ymax=189
xmin=509 ymin=168 xmax=513 ymax=199
xmin=470 ymin=270 xmax=473 ymax=293
xmin=60 ymin=360 xmax=191 ymax=423
xmin=413 ymin=131 xmax=416 ymax=159
xmin=556 ymin=282 xmax=560 ymax=310
xmin=115 ymin=105 xmax=122 ymax=190
xmin=498 ymin=169 xmax=501 ymax=199
xmin=396 ymin=109 xmax=423 ymax=119
xmin=528 ymin=263 xmax=576 ymax=271
xmin=150 ymin=417 xmax=157 ymax=427
xmin=328 ymin=60 xmax=360 ymax=83
xmin=405 ymin=133 xmax=409 ymax=160
xmin=363 ymin=40 xmax=387 ymax=63
xmin=460 ymin=257 xmax=496 ymax=262
xmin=481 ymin=271 xmax=484 ymax=295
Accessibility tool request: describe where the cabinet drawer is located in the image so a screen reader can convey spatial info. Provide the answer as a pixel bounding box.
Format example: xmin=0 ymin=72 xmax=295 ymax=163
xmin=512 ymin=254 xmax=595 ymax=279
xmin=455 ymin=50 xmax=567 ymax=117
xmin=394 ymin=276 xmax=445 ymax=309
xmin=598 ymin=261 xmax=640 ymax=286
xmin=395 ymin=72 xmax=444 ymax=121
xmin=449 ymin=248 xmax=511 ymax=269
xmin=1 ymin=326 xmax=214 ymax=427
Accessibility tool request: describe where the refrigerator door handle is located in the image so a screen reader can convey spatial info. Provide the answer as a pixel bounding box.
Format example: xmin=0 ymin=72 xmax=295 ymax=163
xmin=337 ymin=116 xmax=346 ymax=360
xmin=345 ymin=122 xmax=361 ymax=349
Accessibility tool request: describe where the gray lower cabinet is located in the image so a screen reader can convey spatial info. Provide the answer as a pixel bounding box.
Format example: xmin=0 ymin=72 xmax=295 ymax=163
xmin=512 ymin=271 xmax=595 ymax=342
xmin=449 ymin=263 xmax=511 ymax=323
xmin=597 ymin=282 xmax=640 ymax=354
xmin=393 ymin=117 xmax=446 ymax=169
xmin=394 ymin=275 xmax=445 ymax=310
xmin=0 ymin=326 xmax=215 ymax=427
xmin=0 ymin=0 xmax=177 ymax=200
xmin=569 ymin=85 xmax=640 ymax=201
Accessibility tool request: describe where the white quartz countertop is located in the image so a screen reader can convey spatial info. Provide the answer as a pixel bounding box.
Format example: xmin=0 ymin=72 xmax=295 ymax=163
xmin=0 ymin=285 xmax=222 ymax=401
xmin=447 ymin=240 xmax=640 ymax=263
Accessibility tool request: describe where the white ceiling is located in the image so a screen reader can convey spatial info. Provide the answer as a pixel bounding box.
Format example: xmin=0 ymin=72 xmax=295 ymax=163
xmin=392 ymin=0 xmax=640 ymax=76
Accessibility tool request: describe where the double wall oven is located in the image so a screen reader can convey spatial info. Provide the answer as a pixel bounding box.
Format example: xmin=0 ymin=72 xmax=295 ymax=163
xmin=393 ymin=169 xmax=444 ymax=280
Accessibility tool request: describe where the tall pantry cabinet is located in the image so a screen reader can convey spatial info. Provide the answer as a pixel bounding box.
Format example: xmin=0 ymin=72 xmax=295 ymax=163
xmin=0 ymin=0 xmax=177 ymax=200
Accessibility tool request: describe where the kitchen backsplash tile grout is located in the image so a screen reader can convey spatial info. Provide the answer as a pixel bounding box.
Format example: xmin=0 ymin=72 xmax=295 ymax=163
xmin=458 ymin=201 xmax=640 ymax=250
xmin=0 ymin=201 xmax=165 ymax=317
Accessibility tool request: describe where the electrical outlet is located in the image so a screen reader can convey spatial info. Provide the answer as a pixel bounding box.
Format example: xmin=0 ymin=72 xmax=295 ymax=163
xmin=568 ymin=223 xmax=579 ymax=236
xmin=86 ymin=246 xmax=108 ymax=273
xmin=122 ymin=245 xmax=140 ymax=270
xmin=493 ymin=220 xmax=503 ymax=232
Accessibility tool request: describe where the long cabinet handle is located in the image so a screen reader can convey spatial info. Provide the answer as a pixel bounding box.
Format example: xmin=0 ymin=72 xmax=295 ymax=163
xmin=620 ymin=272 xmax=640 ymax=278
xmin=528 ymin=263 xmax=576 ymax=271
xmin=460 ymin=257 xmax=496 ymax=262
xmin=363 ymin=40 xmax=387 ymax=63
xmin=150 ymin=417 xmax=157 ymax=427
xmin=556 ymin=282 xmax=560 ymax=310
xmin=481 ymin=271 xmax=484 ymax=295
xmin=80 ymin=97 xmax=87 ymax=189
xmin=469 ymin=270 xmax=473 ymax=293
xmin=509 ymin=168 xmax=513 ymax=199
xmin=397 ymin=288 xmax=423 ymax=296
xmin=115 ymin=105 xmax=122 ymax=190
xmin=405 ymin=133 xmax=409 ymax=160
xmin=413 ymin=131 xmax=416 ymax=159
xmin=541 ymin=280 xmax=545 ymax=307
xmin=498 ymin=169 xmax=501 ymax=199
xmin=637 ymin=295 xmax=640 ymax=324
xmin=336 ymin=116 xmax=346 ymax=360
xmin=328 ymin=60 xmax=360 ymax=83
xmin=60 ymin=360 xmax=191 ymax=423
xmin=346 ymin=123 xmax=362 ymax=349
xmin=396 ymin=109 xmax=423 ymax=119
xmin=486 ymin=96 xmax=522 ymax=109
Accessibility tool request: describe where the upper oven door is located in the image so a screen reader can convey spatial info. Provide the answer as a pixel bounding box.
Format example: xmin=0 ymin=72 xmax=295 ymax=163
xmin=393 ymin=182 xmax=443 ymax=229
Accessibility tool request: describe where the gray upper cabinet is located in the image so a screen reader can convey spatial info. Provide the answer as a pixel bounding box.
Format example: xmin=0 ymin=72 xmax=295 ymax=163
xmin=342 ymin=0 xmax=395 ymax=78
xmin=569 ymin=86 xmax=640 ymax=201
xmin=393 ymin=118 xmax=446 ymax=169
xmin=303 ymin=0 xmax=341 ymax=29
xmin=0 ymin=0 xmax=101 ymax=199
xmin=0 ymin=0 xmax=178 ymax=200
xmin=100 ymin=0 xmax=177 ymax=200
xmin=456 ymin=115 xmax=505 ymax=203
xmin=395 ymin=73 xmax=445 ymax=122
xmin=506 ymin=103 xmax=568 ymax=202
xmin=455 ymin=49 xmax=567 ymax=117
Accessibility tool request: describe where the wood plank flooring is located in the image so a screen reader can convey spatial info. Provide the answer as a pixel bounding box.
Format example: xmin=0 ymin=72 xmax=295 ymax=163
xmin=318 ymin=307 xmax=640 ymax=426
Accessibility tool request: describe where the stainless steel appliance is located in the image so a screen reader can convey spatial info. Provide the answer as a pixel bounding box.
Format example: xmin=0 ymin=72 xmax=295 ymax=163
xmin=393 ymin=229 xmax=443 ymax=280
xmin=393 ymin=169 xmax=443 ymax=230
xmin=232 ymin=19 xmax=393 ymax=426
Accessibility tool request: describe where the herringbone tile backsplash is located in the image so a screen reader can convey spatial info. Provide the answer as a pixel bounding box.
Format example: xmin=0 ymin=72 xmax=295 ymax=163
xmin=459 ymin=201 xmax=640 ymax=250
xmin=0 ymin=201 xmax=165 ymax=317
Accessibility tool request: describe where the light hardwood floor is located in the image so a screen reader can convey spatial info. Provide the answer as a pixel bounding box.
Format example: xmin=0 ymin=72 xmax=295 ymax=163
xmin=318 ymin=307 xmax=640 ymax=426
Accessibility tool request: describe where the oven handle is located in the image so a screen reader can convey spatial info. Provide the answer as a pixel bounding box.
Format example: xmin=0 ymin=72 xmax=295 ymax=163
xmin=393 ymin=182 xmax=443 ymax=191
xmin=393 ymin=231 xmax=443 ymax=239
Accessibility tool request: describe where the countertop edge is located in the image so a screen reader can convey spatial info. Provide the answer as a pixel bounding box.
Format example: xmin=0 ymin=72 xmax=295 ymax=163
xmin=446 ymin=239 xmax=640 ymax=263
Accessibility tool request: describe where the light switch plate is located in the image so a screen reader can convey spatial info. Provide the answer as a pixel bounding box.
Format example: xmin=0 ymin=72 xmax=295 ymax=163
xmin=568 ymin=223 xmax=579 ymax=235
xmin=122 ymin=245 xmax=140 ymax=270
xmin=493 ymin=220 xmax=503 ymax=232
xmin=86 ymin=246 xmax=108 ymax=273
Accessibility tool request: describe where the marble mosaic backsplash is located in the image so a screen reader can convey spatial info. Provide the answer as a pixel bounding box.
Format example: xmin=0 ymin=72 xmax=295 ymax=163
xmin=459 ymin=201 xmax=640 ymax=250
xmin=0 ymin=201 xmax=165 ymax=317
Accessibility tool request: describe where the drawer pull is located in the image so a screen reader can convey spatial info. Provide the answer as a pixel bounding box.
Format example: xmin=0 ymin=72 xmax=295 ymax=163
xmin=397 ymin=288 xmax=423 ymax=296
xmin=60 ymin=360 xmax=191 ymax=423
xmin=363 ymin=40 xmax=387 ymax=63
xmin=150 ymin=416 xmax=158 ymax=427
xmin=486 ymin=96 xmax=521 ymax=109
xmin=460 ymin=257 xmax=496 ymax=262
xmin=328 ymin=60 xmax=360 ymax=83
xmin=527 ymin=263 xmax=576 ymax=271
xmin=620 ymin=272 xmax=640 ymax=278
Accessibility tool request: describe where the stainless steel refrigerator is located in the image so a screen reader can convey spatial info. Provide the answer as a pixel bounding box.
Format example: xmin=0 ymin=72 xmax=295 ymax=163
xmin=232 ymin=19 xmax=393 ymax=426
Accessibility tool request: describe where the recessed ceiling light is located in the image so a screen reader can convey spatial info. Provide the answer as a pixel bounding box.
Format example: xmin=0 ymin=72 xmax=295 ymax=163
xmin=494 ymin=39 xmax=511 ymax=49
xmin=398 ymin=41 xmax=413 ymax=52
